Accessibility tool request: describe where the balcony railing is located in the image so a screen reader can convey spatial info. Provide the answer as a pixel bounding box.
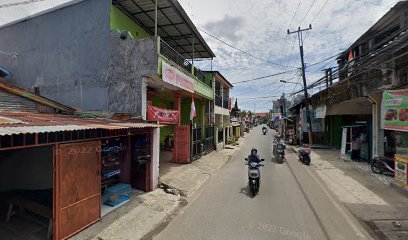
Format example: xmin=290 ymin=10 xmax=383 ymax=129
xmin=159 ymin=38 xmax=212 ymax=88
xmin=160 ymin=39 xmax=192 ymax=73
xmin=194 ymin=67 xmax=212 ymax=87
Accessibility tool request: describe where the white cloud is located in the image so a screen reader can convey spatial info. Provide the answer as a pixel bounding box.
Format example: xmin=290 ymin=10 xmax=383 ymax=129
xmin=180 ymin=0 xmax=400 ymax=112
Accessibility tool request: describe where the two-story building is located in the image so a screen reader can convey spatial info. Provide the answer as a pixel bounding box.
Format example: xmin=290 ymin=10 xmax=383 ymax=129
xmin=109 ymin=0 xmax=216 ymax=163
xmin=205 ymin=71 xmax=233 ymax=150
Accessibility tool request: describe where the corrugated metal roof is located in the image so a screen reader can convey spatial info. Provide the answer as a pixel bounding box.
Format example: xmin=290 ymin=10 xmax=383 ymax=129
xmin=0 ymin=111 xmax=162 ymax=136
xmin=0 ymin=115 xmax=23 ymax=125
xmin=114 ymin=0 xmax=215 ymax=58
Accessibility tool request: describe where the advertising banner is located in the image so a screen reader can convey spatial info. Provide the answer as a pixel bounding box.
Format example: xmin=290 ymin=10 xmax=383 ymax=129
xmin=162 ymin=62 xmax=195 ymax=93
xmin=382 ymin=89 xmax=408 ymax=132
xmin=147 ymin=105 xmax=179 ymax=124
xmin=395 ymin=147 xmax=408 ymax=187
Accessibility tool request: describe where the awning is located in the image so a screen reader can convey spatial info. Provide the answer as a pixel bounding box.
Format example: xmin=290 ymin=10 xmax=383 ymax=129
xmin=0 ymin=112 xmax=162 ymax=136
xmin=113 ymin=0 xmax=215 ymax=59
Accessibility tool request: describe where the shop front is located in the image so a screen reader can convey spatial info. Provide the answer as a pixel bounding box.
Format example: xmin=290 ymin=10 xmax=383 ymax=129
xmin=382 ymin=89 xmax=408 ymax=190
xmin=0 ymin=112 xmax=161 ymax=240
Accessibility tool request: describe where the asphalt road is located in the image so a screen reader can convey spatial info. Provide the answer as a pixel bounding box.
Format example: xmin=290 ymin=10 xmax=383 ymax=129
xmin=152 ymin=125 xmax=374 ymax=240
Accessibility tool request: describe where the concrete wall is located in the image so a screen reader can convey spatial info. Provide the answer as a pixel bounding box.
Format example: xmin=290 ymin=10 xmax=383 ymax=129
xmin=107 ymin=32 xmax=158 ymax=116
xmin=151 ymin=128 xmax=160 ymax=190
xmin=0 ymin=0 xmax=111 ymax=111
xmin=0 ymin=147 xmax=53 ymax=192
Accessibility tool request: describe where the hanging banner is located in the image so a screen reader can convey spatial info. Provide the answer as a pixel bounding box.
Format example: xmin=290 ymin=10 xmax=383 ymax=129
xmin=382 ymin=89 xmax=408 ymax=132
xmin=162 ymin=62 xmax=195 ymax=93
xmin=147 ymin=105 xmax=179 ymax=124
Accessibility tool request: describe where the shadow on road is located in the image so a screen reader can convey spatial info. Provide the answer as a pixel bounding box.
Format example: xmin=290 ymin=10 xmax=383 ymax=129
xmin=239 ymin=185 xmax=254 ymax=198
xmin=270 ymin=156 xmax=285 ymax=165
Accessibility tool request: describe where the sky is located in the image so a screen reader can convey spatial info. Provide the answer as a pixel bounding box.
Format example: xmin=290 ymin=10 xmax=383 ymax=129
xmin=178 ymin=0 xmax=400 ymax=112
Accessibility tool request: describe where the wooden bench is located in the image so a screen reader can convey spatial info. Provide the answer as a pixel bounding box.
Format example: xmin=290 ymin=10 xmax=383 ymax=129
xmin=6 ymin=196 xmax=52 ymax=240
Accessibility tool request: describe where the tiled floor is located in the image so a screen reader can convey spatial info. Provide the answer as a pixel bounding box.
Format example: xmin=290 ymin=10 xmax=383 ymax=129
xmin=350 ymin=161 xmax=394 ymax=185
xmin=0 ymin=213 xmax=49 ymax=240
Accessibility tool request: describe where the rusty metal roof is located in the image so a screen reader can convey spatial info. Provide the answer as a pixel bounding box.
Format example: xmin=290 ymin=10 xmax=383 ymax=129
xmin=0 ymin=111 xmax=162 ymax=136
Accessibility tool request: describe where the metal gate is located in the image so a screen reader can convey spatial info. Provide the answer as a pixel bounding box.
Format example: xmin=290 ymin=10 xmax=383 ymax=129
xmin=191 ymin=125 xmax=202 ymax=160
xmin=203 ymin=124 xmax=214 ymax=154
xmin=55 ymin=141 xmax=101 ymax=239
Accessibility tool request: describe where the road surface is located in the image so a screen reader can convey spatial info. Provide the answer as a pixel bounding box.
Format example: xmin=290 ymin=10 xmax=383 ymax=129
xmin=151 ymin=125 xmax=374 ymax=240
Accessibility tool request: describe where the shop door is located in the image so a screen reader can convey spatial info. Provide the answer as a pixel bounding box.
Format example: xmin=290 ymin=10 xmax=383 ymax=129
xmin=55 ymin=141 xmax=101 ymax=239
xmin=173 ymin=125 xmax=190 ymax=163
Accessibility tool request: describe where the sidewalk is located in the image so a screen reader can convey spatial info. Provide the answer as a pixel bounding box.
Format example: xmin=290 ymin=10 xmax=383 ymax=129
xmin=71 ymin=134 xmax=248 ymax=240
xmin=159 ymin=136 xmax=246 ymax=197
xmin=290 ymin=146 xmax=408 ymax=240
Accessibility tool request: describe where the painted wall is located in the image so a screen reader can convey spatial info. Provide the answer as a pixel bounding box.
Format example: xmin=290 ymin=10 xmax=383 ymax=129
xmin=0 ymin=0 xmax=111 ymax=111
xmin=107 ymin=32 xmax=158 ymax=116
xmin=181 ymin=97 xmax=204 ymax=125
xmin=110 ymin=5 xmax=151 ymax=40
xmin=0 ymin=147 xmax=53 ymax=192
xmin=152 ymin=94 xmax=175 ymax=146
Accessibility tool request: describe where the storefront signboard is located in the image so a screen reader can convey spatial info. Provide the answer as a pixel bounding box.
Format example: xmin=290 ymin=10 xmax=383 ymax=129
xmin=315 ymin=106 xmax=326 ymax=119
xmin=162 ymin=62 xmax=195 ymax=93
xmin=382 ymin=89 xmax=408 ymax=132
xmin=147 ymin=105 xmax=179 ymax=124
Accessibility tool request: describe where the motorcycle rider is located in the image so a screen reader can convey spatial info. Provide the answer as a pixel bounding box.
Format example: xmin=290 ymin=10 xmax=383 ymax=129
xmin=273 ymin=134 xmax=286 ymax=155
xmin=262 ymin=126 xmax=268 ymax=133
xmin=247 ymin=148 xmax=261 ymax=164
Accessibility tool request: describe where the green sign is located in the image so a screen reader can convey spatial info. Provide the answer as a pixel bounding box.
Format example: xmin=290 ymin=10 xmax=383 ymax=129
xmin=382 ymin=89 xmax=408 ymax=132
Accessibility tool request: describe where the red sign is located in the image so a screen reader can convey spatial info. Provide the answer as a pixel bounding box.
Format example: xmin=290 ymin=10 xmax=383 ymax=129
xmin=162 ymin=62 xmax=195 ymax=93
xmin=147 ymin=105 xmax=179 ymax=124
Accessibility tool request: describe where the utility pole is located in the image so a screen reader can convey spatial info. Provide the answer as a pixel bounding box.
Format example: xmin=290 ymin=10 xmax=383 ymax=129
xmin=288 ymin=25 xmax=313 ymax=145
xmin=154 ymin=0 xmax=158 ymax=37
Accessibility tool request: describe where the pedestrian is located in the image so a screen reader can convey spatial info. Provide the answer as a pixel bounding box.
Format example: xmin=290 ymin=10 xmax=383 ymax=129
xmin=351 ymin=132 xmax=361 ymax=161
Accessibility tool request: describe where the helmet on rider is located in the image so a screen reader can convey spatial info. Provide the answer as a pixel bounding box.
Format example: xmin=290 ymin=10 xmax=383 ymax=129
xmin=251 ymin=148 xmax=258 ymax=156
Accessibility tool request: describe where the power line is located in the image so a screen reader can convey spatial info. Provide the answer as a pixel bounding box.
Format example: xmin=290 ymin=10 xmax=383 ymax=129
xmin=310 ymin=0 xmax=329 ymax=24
xmin=306 ymin=53 xmax=339 ymax=67
xmin=232 ymin=69 xmax=296 ymax=84
xmin=278 ymin=0 xmax=302 ymax=72
xmin=288 ymin=0 xmax=303 ymax=29
xmin=299 ymin=0 xmax=317 ymax=26
xmin=197 ymin=27 xmax=296 ymax=68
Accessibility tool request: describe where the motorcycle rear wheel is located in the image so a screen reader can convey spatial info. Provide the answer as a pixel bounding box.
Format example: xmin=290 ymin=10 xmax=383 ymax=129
xmin=371 ymin=160 xmax=383 ymax=174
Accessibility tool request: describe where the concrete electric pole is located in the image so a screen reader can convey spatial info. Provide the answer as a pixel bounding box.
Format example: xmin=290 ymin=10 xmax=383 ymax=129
xmin=287 ymin=25 xmax=313 ymax=145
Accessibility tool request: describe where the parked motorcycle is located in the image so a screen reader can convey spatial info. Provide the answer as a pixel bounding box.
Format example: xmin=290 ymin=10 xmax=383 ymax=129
xmin=245 ymin=158 xmax=265 ymax=196
xmin=298 ymin=144 xmax=311 ymax=165
xmin=370 ymin=155 xmax=395 ymax=176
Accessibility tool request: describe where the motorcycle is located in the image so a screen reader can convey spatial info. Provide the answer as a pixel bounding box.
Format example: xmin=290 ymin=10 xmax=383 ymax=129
xmin=245 ymin=158 xmax=265 ymax=196
xmin=298 ymin=144 xmax=311 ymax=165
xmin=262 ymin=127 xmax=267 ymax=135
xmin=370 ymin=155 xmax=395 ymax=176
xmin=273 ymin=142 xmax=286 ymax=163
